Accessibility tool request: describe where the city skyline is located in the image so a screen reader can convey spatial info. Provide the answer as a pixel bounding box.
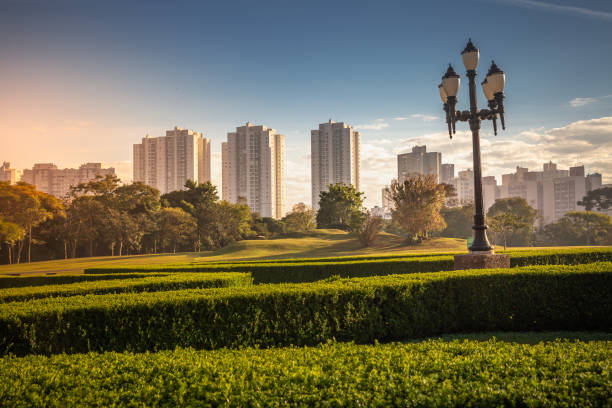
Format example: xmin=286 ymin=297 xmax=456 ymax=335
xmin=1 ymin=0 xmax=611 ymax=208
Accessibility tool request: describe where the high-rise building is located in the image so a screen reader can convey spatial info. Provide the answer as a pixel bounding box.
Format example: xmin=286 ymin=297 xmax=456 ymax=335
xmin=311 ymin=120 xmax=360 ymax=210
xmin=397 ymin=145 xmax=441 ymax=183
xmin=482 ymin=176 xmax=499 ymax=212
xmin=221 ymin=142 xmax=229 ymax=201
xmin=133 ymin=126 xmax=210 ymax=195
xmin=222 ymin=122 xmax=284 ymax=218
xmin=586 ymin=173 xmax=602 ymax=192
xmin=21 ymin=163 xmax=115 ymax=198
xmin=0 ymin=162 xmax=18 ymax=184
xmin=456 ymin=169 xmax=474 ymax=205
xmin=441 ymin=163 xmax=455 ymax=184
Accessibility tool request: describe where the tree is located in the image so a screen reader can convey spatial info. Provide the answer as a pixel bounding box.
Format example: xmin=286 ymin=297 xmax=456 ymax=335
xmin=357 ymin=212 xmax=384 ymax=247
xmin=316 ymin=183 xmax=365 ymax=231
xmin=0 ymin=219 xmax=25 ymax=264
xmin=488 ymin=213 xmax=524 ymax=250
xmin=389 ymin=175 xmax=447 ymax=243
xmin=542 ymin=211 xmax=612 ymax=246
xmin=203 ymin=201 xmax=253 ymax=249
xmin=0 ymin=182 xmax=64 ymax=263
xmin=283 ymin=203 xmax=316 ymax=233
xmin=439 ymin=204 xmax=474 ymax=238
xmin=161 ymin=181 xmax=218 ymax=251
xmin=158 ymin=207 xmax=197 ymax=253
xmin=487 ymin=197 xmax=537 ymax=248
xmin=578 ymin=187 xmax=612 ymax=212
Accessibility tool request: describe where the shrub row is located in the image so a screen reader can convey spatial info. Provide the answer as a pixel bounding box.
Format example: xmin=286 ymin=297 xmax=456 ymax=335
xmin=1 ymin=339 xmax=610 ymax=407
xmin=198 ymin=246 xmax=610 ymax=265
xmin=84 ymin=248 xmax=612 ymax=284
xmin=0 ymin=273 xmax=174 ymax=289
xmin=0 ymin=272 xmax=252 ymax=303
xmin=2 ymin=262 xmax=610 ymax=355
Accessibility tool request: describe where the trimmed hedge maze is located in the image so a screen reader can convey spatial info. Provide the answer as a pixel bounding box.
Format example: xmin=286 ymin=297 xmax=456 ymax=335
xmin=1 ymin=247 xmax=611 ymax=406
xmin=2 ymin=262 xmax=611 ymax=355
xmin=84 ymin=247 xmax=612 ymax=283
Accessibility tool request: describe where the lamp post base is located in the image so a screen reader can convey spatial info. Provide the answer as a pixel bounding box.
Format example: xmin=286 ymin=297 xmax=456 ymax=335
xmin=454 ymin=252 xmax=510 ymax=270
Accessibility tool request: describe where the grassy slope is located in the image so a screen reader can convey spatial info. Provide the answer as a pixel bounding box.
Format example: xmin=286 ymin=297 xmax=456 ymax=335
xmin=1 ymin=229 xmax=608 ymax=276
xmin=0 ymin=230 xmax=466 ymax=275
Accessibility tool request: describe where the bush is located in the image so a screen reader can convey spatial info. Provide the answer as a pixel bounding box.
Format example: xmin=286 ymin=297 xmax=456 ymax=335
xmin=83 ymin=248 xmax=612 ymax=284
xmin=1 ymin=339 xmax=610 ymax=407
xmin=0 ymin=273 xmax=171 ymax=289
xmin=0 ymin=272 xmax=252 ymax=303
xmin=1 ymin=262 xmax=610 ymax=355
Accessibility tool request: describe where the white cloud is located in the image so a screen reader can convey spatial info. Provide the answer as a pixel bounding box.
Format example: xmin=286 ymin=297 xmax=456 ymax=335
xmin=393 ymin=117 xmax=409 ymax=121
xmin=355 ymin=119 xmax=389 ymax=130
xmin=410 ymin=114 xmax=439 ymax=122
xmin=569 ymin=95 xmax=612 ymax=108
xmin=500 ymin=0 xmax=612 ymax=20
xmin=569 ymin=97 xmax=595 ymax=108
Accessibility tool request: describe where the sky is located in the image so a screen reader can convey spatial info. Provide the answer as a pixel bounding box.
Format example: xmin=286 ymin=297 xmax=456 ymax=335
xmin=1 ymin=0 xmax=611 ymax=210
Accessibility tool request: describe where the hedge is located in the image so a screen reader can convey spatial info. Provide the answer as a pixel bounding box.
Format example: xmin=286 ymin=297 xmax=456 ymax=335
xmin=84 ymin=248 xmax=612 ymax=284
xmin=1 ymin=262 xmax=610 ymax=355
xmin=1 ymin=339 xmax=610 ymax=407
xmin=0 ymin=273 xmax=174 ymax=289
xmin=0 ymin=272 xmax=252 ymax=303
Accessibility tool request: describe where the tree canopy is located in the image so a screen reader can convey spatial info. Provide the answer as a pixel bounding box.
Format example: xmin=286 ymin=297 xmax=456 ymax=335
xmin=316 ymin=183 xmax=365 ymax=231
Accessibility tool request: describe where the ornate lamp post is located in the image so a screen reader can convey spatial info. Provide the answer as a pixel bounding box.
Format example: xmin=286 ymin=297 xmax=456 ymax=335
xmin=439 ymin=40 xmax=510 ymax=267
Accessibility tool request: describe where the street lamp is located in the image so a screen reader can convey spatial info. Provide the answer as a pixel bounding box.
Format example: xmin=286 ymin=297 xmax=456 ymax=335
xmin=439 ymin=39 xmax=507 ymax=253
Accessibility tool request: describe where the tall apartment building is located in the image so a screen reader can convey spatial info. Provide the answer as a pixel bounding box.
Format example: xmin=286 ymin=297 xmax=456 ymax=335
xmin=221 ymin=142 xmax=229 ymax=201
xmin=397 ymin=145 xmax=442 ymax=183
xmin=133 ymin=126 xmax=210 ymax=195
xmin=482 ymin=176 xmax=499 ymax=213
xmin=311 ymin=120 xmax=360 ymax=210
xmin=441 ymin=163 xmax=455 ymax=184
xmin=0 ymin=162 xmax=18 ymax=184
xmin=456 ymin=169 xmax=474 ymax=205
xmin=21 ymin=163 xmax=115 ymax=198
xmin=499 ymin=163 xmax=600 ymax=225
xmin=222 ymin=122 xmax=284 ymax=218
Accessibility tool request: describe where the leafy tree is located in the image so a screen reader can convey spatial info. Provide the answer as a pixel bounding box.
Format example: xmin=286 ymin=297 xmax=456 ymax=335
xmin=158 ymin=207 xmax=197 ymax=253
xmin=0 ymin=182 xmax=64 ymax=263
xmin=203 ymin=201 xmax=253 ymax=249
xmin=542 ymin=211 xmax=612 ymax=246
xmin=578 ymin=187 xmax=612 ymax=212
xmin=0 ymin=219 xmax=25 ymax=264
xmin=162 ymin=181 xmax=218 ymax=251
xmin=487 ymin=197 xmax=537 ymax=248
xmin=283 ymin=203 xmax=316 ymax=234
xmin=389 ymin=175 xmax=447 ymax=243
xmin=357 ymin=212 xmax=383 ymax=247
xmin=316 ymin=183 xmax=365 ymax=231
xmin=439 ymin=204 xmax=474 ymax=238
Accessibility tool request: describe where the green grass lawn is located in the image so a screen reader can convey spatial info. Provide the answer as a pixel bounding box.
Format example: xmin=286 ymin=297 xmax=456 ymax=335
xmin=1 ymin=229 xmax=608 ymax=276
xmin=0 ymin=230 xmax=467 ymax=275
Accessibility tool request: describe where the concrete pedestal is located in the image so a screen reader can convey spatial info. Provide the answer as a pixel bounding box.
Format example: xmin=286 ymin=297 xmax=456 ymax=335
xmin=454 ymin=252 xmax=510 ymax=270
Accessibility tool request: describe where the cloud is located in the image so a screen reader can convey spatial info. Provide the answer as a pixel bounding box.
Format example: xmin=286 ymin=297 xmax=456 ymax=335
xmin=499 ymin=0 xmax=612 ymax=20
xmin=569 ymin=97 xmax=595 ymax=108
xmin=354 ymin=119 xmax=389 ymax=130
xmin=410 ymin=114 xmax=439 ymax=122
xmin=569 ymin=94 xmax=612 ymax=108
xmin=355 ymin=116 xmax=612 ymax=208
xmin=393 ymin=117 xmax=409 ymax=121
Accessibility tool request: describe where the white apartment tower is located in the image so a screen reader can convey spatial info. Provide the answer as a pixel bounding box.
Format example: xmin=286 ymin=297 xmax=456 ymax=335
xmin=311 ymin=120 xmax=360 ymax=210
xmin=21 ymin=163 xmax=115 ymax=198
xmin=222 ymin=123 xmax=285 ymax=219
xmin=397 ymin=145 xmax=442 ymax=183
xmin=133 ymin=126 xmax=210 ymax=195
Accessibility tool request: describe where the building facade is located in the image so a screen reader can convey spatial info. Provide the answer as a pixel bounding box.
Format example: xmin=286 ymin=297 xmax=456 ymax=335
xmin=397 ymin=145 xmax=441 ymax=183
xmin=133 ymin=126 xmax=210 ymax=195
xmin=222 ymin=122 xmax=284 ymax=218
xmin=311 ymin=120 xmax=360 ymax=210
xmin=21 ymin=163 xmax=115 ymax=198
xmin=441 ymin=163 xmax=455 ymax=184
xmin=456 ymin=169 xmax=474 ymax=205
xmin=0 ymin=162 xmax=18 ymax=184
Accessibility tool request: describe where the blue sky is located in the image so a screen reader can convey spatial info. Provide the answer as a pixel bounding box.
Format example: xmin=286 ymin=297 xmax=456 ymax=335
xmin=1 ymin=0 xmax=611 ymax=208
